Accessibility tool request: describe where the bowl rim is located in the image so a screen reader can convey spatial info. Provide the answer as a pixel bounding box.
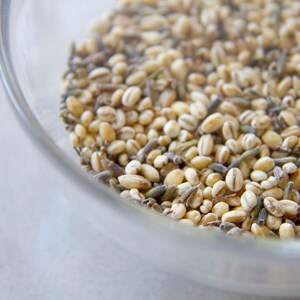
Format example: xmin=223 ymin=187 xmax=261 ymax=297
xmin=1 ymin=0 xmax=300 ymax=262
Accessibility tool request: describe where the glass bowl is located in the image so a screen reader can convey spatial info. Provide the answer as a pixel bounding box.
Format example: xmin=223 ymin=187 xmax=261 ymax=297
xmin=1 ymin=0 xmax=300 ymax=296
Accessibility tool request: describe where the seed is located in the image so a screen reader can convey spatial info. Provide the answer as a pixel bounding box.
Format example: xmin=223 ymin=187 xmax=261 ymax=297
xmin=206 ymin=173 xmax=222 ymax=187
xmin=184 ymin=168 xmax=199 ymax=186
xmin=69 ymin=132 xmax=79 ymax=147
xmin=112 ymin=62 xmax=128 ymax=76
xmin=164 ymin=152 xmax=182 ymax=164
xmin=261 ymin=177 xmax=277 ymax=190
xmin=177 ymin=182 xmax=192 ymax=196
xmin=281 ymin=126 xmax=300 ymax=139
xmin=266 ymin=214 xmax=282 ymax=230
xmin=280 ymin=111 xmax=297 ymax=127
xmin=66 ymin=96 xmax=83 ymax=117
xmin=172 ymin=102 xmax=190 ymax=115
xmin=222 ymin=121 xmax=238 ymax=140
xmin=97 ymin=106 xmax=116 ymax=123
xmin=209 ymin=163 xmax=228 ymax=175
xmin=291 ymin=190 xmax=300 ymax=203
xmin=212 ymin=181 xmax=227 ymax=198
xmin=279 ymin=200 xmax=299 ymax=217
xmin=168 ymin=203 xmax=186 ymax=220
xmin=242 ymin=133 xmax=259 ymax=150
xmin=111 ymin=109 xmax=126 ymax=130
xmin=190 ymin=91 xmax=210 ymax=106
xmin=215 ymin=146 xmax=230 ymax=164
xmin=282 ymin=136 xmax=298 ymax=149
xmin=178 ymin=130 xmax=193 ymax=142
xmin=153 ymin=155 xmax=168 ymax=169
xmin=273 ymin=166 xmax=286 ymax=181
xmin=160 ymin=185 xmax=178 ymax=202
xmin=185 ymin=210 xmax=201 ymax=225
xmin=159 ymin=89 xmax=176 ymax=108
xmin=251 ymin=223 xmax=265 ymax=239
xmin=107 ymin=140 xmax=126 ymax=155
xmin=279 ymin=223 xmax=295 ymax=240
xmin=171 ymin=58 xmax=187 ymax=80
xmin=239 ymin=110 xmax=256 ymax=125
xmin=126 ymin=139 xmax=141 ymax=156
xmin=250 ymin=170 xmax=267 ymax=182
xmin=184 ymin=146 xmax=198 ymax=160
xmin=274 ymin=157 xmax=297 ymax=166
xmin=261 ymin=130 xmax=282 ymax=149
xmin=139 ymin=110 xmax=154 ymax=126
xmin=220 ymin=222 xmax=236 ymax=232
xmin=178 ymin=186 xmax=199 ymax=206
xmin=190 ymin=102 xmax=208 ymax=121
xmin=223 ymin=83 xmax=242 ymax=97
xmin=188 ymin=190 xmax=203 ymax=209
xmin=241 ymin=191 xmax=257 ymax=212
xmin=222 ymin=211 xmax=247 ymax=224
xmin=257 ymin=208 xmax=267 ymax=226
xmin=105 ymin=158 xmax=125 ymax=177
xmin=141 ymin=164 xmax=160 ymax=182
xmin=122 ymin=86 xmax=142 ymax=107
xmin=261 ymin=187 xmax=283 ymax=200
xmin=164 ymin=169 xmax=184 ymax=187
xmin=226 ymin=139 xmax=242 ymax=154
xmin=251 ymin=115 xmax=271 ymax=130
xmin=191 ymin=156 xmax=213 ymax=170
xmin=178 ymin=114 xmax=198 ymax=131
xmin=88 ymin=67 xmax=110 ymax=81
xmin=99 ymin=122 xmax=116 ymax=142
xmin=145 ymin=185 xmax=167 ymax=199
xmin=250 ymin=196 xmax=263 ymax=220
xmin=282 ymin=162 xmax=297 ymax=174
xmin=240 ymin=124 xmax=256 ymax=134
xmin=200 ymin=213 xmax=218 ymax=226
xmin=94 ymin=170 xmax=112 ymax=185
xmin=241 ymin=147 xmax=260 ymax=161
xmin=245 ymin=182 xmax=263 ymax=196
xmin=225 ymin=168 xmax=243 ymax=192
xmin=200 ymin=199 xmax=213 ymax=214
xmin=90 ymin=152 xmax=102 ymax=173
xmin=137 ymin=139 xmax=158 ymax=163
xmin=80 ymin=111 xmax=93 ymax=127
xmin=277 ymin=76 xmax=292 ymax=98
xmin=284 ymin=181 xmax=294 ymax=199
xmin=253 ymin=157 xmax=275 ymax=172
xmin=208 ymin=96 xmax=222 ymax=115
xmin=198 ymin=134 xmax=214 ymax=156
xmin=74 ymin=124 xmax=87 ymax=138
xmin=118 ymin=175 xmax=152 ymax=190
xmin=200 ymin=113 xmax=224 ymax=133
xmin=285 ymin=219 xmax=298 ymax=237
xmin=263 ymin=197 xmax=285 ymax=217
xmin=150 ymin=116 xmax=167 ymax=130
xmin=126 ymin=71 xmax=147 ymax=86
xmin=212 ymin=201 xmax=229 ymax=217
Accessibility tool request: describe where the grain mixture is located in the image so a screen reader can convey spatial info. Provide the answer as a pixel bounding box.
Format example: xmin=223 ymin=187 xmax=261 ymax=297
xmin=60 ymin=0 xmax=300 ymax=240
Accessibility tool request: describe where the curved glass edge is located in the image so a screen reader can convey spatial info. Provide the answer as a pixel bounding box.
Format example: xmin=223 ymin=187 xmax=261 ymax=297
xmin=0 ymin=0 xmax=300 ymax=263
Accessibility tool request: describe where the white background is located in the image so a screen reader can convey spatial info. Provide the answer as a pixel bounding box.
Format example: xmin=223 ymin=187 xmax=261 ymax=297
xmin=0 ymin=83 xmax=297 ymax=300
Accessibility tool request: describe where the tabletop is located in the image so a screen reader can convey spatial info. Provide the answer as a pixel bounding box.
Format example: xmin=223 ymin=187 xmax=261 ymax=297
xmin=0 ymin=83 xmax=296 ymax=300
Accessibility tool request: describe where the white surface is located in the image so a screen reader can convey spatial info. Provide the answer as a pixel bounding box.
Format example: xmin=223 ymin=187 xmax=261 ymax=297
xmin=0 ymin=82 xmax=297 ymax=300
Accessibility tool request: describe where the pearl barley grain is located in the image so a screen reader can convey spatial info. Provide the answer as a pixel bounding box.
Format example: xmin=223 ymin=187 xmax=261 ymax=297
xmin=225 ymin=168 xmax=243 ymax=192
